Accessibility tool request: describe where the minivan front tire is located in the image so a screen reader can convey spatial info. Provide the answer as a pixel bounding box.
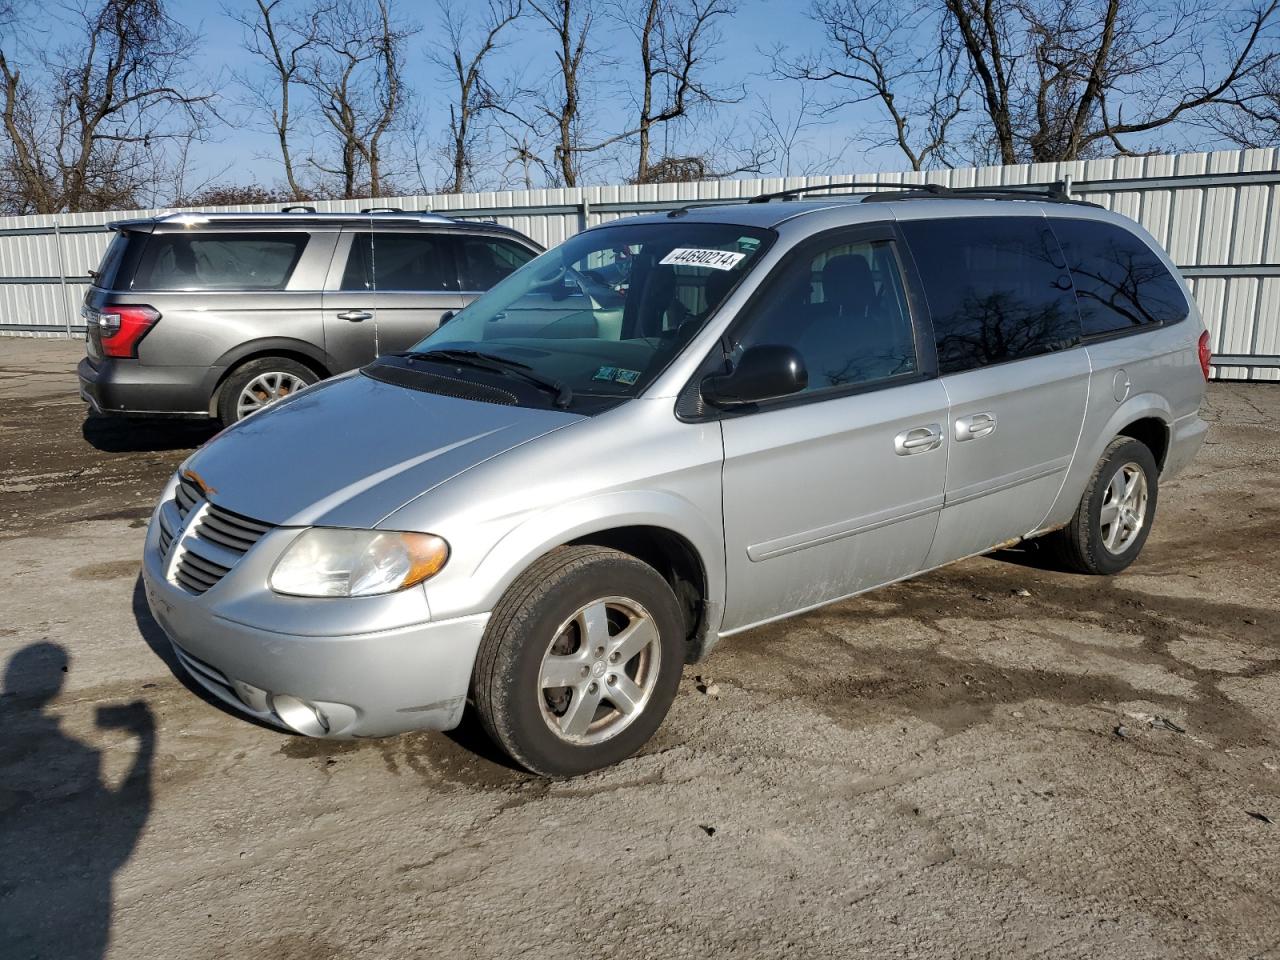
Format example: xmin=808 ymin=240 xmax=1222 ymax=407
xmin=1049 ymin=436 xmax=1159 ymax=575
xmin=217 ymin=357 xmax=319 ymax=424
xmin=472 ymin=545 xmax=686 ymax=777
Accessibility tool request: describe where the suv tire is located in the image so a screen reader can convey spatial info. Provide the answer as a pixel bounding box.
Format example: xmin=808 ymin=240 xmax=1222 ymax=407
xmin=1048 ymin=436 xmax=1159 ymax=575
xmin=217 ymin=357 xmax=318 ymax=424
xmin=473 ymin=545 xmax=685 ymax=777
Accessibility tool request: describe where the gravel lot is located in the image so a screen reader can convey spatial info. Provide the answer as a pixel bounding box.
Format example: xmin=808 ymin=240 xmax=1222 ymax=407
xmin=2 ymin=338 xmax=1279 ymax=960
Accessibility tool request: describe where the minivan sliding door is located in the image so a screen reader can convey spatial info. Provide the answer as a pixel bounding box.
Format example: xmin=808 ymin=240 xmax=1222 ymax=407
xmin=897 ymin=214 xmax=1089 ymax=567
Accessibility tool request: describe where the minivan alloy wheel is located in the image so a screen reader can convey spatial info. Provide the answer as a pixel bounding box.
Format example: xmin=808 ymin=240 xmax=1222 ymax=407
xmin=538 ymin=597 xmax=661 ymax=745
xmin=1099 ymin=462 xmax=1148 ymax=554
xmin=236 ymin=371 xmax=308 ymax=419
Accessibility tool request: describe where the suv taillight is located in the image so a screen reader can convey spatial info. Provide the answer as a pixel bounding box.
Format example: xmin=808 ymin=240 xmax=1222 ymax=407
xmin=96 ymin=305 xmax=160 ymax=358
xmin=1198 ymin=330 xmax=1212 ymax=381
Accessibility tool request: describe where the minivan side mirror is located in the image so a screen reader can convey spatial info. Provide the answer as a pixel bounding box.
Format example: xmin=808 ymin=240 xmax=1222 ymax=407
xmin=701 ymin=344 xmax=808 ymax=407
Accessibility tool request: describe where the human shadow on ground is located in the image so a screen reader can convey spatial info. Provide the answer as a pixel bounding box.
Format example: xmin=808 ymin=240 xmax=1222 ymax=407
xmin=0 ymin=642 xmax=155 ymax=960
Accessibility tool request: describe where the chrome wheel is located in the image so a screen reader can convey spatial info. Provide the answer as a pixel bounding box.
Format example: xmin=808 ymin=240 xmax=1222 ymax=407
xmin=236 ymin=371 xmax=307 ymax=419
xmin=537 ymin=597 xmax=661 ymax=746
xmin=1100 ymin=461 xmax=1148 ymax=554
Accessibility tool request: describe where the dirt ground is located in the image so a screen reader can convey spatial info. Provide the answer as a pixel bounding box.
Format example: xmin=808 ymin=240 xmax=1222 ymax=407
xmin=1 ymin=338 xmax=1279 ymax=960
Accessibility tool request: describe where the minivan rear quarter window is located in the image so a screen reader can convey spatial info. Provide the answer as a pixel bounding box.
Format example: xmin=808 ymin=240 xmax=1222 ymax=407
xmin=132 ymin=232 xmax=308 ymax=290
xmin=901 ymin=217 xmax=1080 ymax=373
xmin=1050 ymin=218 xmax=1190 ymax=338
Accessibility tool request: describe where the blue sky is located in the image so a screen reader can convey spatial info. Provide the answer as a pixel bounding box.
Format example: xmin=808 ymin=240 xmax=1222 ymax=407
xmin=182 ymin=0 xmax=852 ymax=192
xmin=23 ymin=0 xmax=1247 ymax=195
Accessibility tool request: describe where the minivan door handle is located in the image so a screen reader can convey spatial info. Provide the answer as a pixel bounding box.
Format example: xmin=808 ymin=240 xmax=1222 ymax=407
xmin=337 ymin=310 xmax=372 ymax=322
xmin=955 ymin=413 xmax=997 ymax=442
xmin=894 ymin=424 xmax=943 ymax=456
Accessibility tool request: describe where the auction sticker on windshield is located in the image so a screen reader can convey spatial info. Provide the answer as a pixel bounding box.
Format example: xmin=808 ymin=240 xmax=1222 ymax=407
xmin=659 ymin=248 xmax=747 ymax=270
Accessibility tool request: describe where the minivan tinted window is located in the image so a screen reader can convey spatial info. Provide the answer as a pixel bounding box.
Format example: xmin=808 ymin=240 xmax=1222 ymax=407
xmin=901 ymin=217 xmax=1080 ymax=374
xmin=132 ymin=233 xmax=307 ymax=290
xmin=1050 ymin=218 xmax=1189 ymax=337
xmin=734 ymin=236 xmax=918 ymax=392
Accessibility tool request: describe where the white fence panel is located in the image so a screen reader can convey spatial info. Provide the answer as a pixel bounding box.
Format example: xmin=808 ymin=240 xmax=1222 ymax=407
xmin=1 ymin=147 xmax=1279 ymax=378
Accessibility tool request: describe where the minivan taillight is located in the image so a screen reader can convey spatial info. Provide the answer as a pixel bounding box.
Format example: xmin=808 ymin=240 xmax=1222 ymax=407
xmin=1198 ymin=330 xmax=1212 ymax=381
xmin=98 ymin=305 xmax=160 ymax=358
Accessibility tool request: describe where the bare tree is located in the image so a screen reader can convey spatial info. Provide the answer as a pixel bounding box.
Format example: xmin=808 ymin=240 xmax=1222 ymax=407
xmin=0 ymin=0 xmax=215 ymax=214
xmin=948 ymin=0 xmax=1279 ymax=163
xmin=431 ymin=0 xmax=523 ymax=193
xmin=229 ymin=0 xmax=323 ymax=200
xmin=298 ymin=0 xmax=417 ymax=198
xmin=789 ymin=0 xmax=1280 ymax=168
xmin=528 ymin=0 xmax=599 ymax=186
xmin=750 ymin=82 xmax=849 ymax=176
xmin=617 ymin=0 xmax=740 ymax=183
xmin=777 ymin=0 xmax=966 ymax=170
xmin=1206 ymin=59 xmax=1280 ymax=147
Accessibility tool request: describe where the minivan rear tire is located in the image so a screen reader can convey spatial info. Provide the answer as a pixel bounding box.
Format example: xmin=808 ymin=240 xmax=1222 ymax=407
xmin=1048 ymin=436 xmax=1159 ymax=575
xmin=217 ymin=357 xmax=318 ymax=424
xmin=472 ymin=545 xmax=686 ymax=778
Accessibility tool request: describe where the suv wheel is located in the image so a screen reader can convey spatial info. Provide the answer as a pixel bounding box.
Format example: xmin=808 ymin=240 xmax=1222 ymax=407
xmin=1048 ymin=436 xmax=1159 ymax=575
xmin=473 ymin=545 xmax=686 ymax=777
xmin=218 ymin=357 xmax=318 ymax=424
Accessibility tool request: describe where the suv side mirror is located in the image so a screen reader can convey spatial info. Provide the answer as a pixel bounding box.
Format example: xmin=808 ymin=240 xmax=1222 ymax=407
xmin=701 ymin=344 xmax=808 ymax=407
xmin=438 ymin=310 xmax=456 ymax=326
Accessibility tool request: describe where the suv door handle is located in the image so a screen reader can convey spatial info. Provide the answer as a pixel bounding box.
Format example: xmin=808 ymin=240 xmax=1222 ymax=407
xmin=894 ymin=424 xmax=943 ymax=455
xmin=337 ymin=310 xmax=372 ymax=322
xmin=955 ymin=413 xmax=997 ymax=441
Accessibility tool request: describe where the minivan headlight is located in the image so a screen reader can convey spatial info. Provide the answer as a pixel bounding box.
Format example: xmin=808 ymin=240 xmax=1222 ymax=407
xmin=270 ymin=529 xmax=449 ymax=598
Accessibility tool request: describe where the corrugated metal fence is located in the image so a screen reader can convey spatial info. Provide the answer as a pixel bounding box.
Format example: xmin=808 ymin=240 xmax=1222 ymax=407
xmin=2 ymin=147 xmax=1279 ymax=380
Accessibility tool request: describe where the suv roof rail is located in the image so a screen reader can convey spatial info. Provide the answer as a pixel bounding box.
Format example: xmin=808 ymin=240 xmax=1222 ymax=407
xmin=281 ymin=204 xmax=317 ymax=213
xmin=360 ymin=206 xmax=403 ymax=213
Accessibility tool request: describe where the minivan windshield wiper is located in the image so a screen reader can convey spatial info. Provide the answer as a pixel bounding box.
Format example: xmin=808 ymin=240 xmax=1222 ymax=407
xmin=394 ymin=348 xmax=574 ymax=409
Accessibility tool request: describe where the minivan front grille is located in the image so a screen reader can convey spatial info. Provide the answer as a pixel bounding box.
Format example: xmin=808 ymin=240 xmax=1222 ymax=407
xmin=160 ymin=476 xmax=275 ymax=595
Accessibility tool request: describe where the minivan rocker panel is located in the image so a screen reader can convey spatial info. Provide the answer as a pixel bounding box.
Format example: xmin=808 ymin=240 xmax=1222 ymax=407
xmin=144 ymin=187 xmax=1209 ymax=775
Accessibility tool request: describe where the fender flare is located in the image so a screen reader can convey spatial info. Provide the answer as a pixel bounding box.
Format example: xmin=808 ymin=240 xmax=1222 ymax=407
xmin=451 ymin=489 xmax=727 ymax=643
xmin=201 ymin=338 xmax=339 ymax=412
xmin=1083 ymin=392 xmax=1173 ymax=471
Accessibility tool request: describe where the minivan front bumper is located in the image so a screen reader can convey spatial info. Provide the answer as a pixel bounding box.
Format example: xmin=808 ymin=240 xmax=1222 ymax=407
xmin=79 ymin=356 xmax=219 ymax=417
xmin=141 ymin=519 xmax=489 ymax=738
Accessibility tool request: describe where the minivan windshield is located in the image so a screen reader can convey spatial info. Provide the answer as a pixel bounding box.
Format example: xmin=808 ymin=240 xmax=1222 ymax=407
xmin=410 ymin=222 xmax=772 ymax=402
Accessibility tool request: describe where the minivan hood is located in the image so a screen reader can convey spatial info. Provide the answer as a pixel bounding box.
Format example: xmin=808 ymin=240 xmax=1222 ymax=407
xmin=183 ymin=373 xmax=584 ymax=528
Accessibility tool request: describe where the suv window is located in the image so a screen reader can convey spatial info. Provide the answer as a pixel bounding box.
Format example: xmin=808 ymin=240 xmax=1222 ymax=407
xmin=457 ymin=236 xmax=536 ymax=290
xmin=133 ymin=233 xmax=308 ymax=290
xmin=734 ymin=236 xmax=918 ymax=392
xmin=342 ymin=233 xmax=455 ymax=291
xmin=1050 ymin=218 xmax=1189 ymax=337
xmin=900 ymin=217 xmax=1080 ymax=374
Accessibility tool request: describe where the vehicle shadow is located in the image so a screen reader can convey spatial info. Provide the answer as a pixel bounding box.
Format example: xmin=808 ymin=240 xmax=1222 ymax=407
xmin=0 ymin=642 xmax=155 ymax=960
xmin=81 ymin=413 xmax=219 ymax=454
xmin=989 ymin=537 xmax=1065 ymax=572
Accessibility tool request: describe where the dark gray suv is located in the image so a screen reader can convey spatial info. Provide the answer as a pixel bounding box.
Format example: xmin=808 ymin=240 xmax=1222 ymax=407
xmin=77 ymin=209 xmax=541 ymax=423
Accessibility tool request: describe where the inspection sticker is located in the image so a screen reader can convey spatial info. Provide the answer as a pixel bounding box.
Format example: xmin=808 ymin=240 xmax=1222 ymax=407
xmin=659 ymin=248 xmax=746 ymax=271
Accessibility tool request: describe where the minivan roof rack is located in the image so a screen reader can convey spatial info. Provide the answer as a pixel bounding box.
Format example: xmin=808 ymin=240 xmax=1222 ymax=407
xmin=281 ymin=204 xmax=316 ymax=213
xmin=745 ymin=179 xmax=1082 ymax=205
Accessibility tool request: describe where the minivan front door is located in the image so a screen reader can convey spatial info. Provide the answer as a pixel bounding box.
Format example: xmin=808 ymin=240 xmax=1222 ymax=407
xmin=714 ymin=229 xmax=949 ymax=633
xmin=897 ymin=215 xmax=1089 ymax=566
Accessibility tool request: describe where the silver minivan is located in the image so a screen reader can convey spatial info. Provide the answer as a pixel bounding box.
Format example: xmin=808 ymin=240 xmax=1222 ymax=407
xmin=142 ymin=184 xmax=1210 ymax=776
